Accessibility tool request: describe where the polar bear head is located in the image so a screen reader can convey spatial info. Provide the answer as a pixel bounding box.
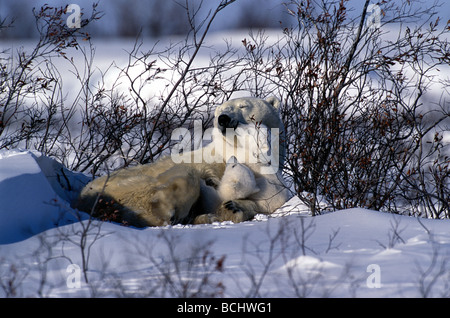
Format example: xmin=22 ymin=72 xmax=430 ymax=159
xmin=213 ymin=96 xmax=285 ymax=171
xmin=217 ymin=156 xmax=260 ymax=201
xmin=214 ymin=96 xmax=283 ymax=134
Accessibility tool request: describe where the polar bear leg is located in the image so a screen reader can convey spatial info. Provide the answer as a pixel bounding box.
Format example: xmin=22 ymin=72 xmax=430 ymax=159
xmin=193 ymin=199 xmax=258 ymax=224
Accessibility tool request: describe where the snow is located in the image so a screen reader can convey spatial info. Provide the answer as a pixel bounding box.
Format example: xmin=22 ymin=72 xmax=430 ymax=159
xmin=1 ymin=149 xmax=450 ymax=298
xmin=0 ymin=149 xmax=89 ymax=244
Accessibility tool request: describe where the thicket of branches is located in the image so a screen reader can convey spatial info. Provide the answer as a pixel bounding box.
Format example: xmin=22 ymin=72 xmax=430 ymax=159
xmin=0 ymin=0 xmax=449 ymax=218
xmin=0 ymin=1 xmax=241 ymax=175
xmin=239 ymin=0 xmax=449 ymax=218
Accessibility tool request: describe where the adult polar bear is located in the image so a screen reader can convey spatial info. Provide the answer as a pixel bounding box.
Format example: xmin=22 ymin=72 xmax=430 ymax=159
xmin=74 ymin=96 xmax=291 ymax=226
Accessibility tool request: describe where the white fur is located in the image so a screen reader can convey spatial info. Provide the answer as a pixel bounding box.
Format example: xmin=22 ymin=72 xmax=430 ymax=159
xmin=198 ymin=157 xmax=259 ymax=214
xmin=217 ymin=156 xmax=260 ymax=201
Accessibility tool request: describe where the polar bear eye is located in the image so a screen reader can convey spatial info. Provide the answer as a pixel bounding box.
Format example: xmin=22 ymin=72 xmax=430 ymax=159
xmin=239 ymin=105 xmax=248 ymax=109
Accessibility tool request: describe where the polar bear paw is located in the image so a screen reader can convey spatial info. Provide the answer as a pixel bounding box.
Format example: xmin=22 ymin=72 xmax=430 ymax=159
xmin=223 ymin=200 xmax=243 ymax=213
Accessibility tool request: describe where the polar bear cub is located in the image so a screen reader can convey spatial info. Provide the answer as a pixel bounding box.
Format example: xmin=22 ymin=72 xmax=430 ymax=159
xmin=195 ymin=156 xmax=260 ymax=216
xmin=217 ymin=156 xmax=260 ymax=201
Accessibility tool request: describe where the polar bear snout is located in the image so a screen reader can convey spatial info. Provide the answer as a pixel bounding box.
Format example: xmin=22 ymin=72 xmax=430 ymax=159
xmin=218 ymin=114 xmax=231 ymax=128
xmin=218 ymin=114 xmax=239 ymax=132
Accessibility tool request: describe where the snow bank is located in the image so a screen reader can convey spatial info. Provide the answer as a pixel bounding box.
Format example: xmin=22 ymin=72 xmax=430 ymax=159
xmin=0 ymin=149 xmax=90 ymax=244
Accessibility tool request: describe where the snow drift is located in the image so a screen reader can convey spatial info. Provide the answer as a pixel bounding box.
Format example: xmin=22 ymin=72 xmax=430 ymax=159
xmin=0 ymin=149 xmax=90 ymax=244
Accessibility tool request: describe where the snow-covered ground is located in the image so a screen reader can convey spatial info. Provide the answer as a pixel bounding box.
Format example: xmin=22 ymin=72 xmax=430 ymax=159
xmin=1 ymin=149 xmax=450 ymax=298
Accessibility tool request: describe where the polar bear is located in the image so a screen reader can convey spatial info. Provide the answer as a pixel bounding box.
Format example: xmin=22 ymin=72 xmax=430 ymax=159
xmin=217 ymin=156 xmax=260 ymax=202
xmin=74 ymin=96 xmax=291 ymax=226
xmin=74 ymin=163 xmax=203 ymax=226
xmin=192 ymin=156 xmax=259 ymax=218
xmin=190 ymin=155 xmax=263 ymax=224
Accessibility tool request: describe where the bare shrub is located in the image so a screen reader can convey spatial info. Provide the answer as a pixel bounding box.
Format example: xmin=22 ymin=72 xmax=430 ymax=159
xmin=0 ymin=4 xmax=100 ymax=151
xmin=0 ymin=1 xmax=246 ymax=178
xmin=120 ymin=230 xmax=226 ymax=298
xmin=239 ymin=0 xmax=449 ymax=217
xmin=0 ymin=261 xmax=28 ymax=297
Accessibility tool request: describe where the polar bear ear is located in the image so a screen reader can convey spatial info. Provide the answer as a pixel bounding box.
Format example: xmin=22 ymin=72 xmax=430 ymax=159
xmin=265 ymin=96 xmax=281 ymax=110
xmin=226 ymin=156 xmax=238 ymax=164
